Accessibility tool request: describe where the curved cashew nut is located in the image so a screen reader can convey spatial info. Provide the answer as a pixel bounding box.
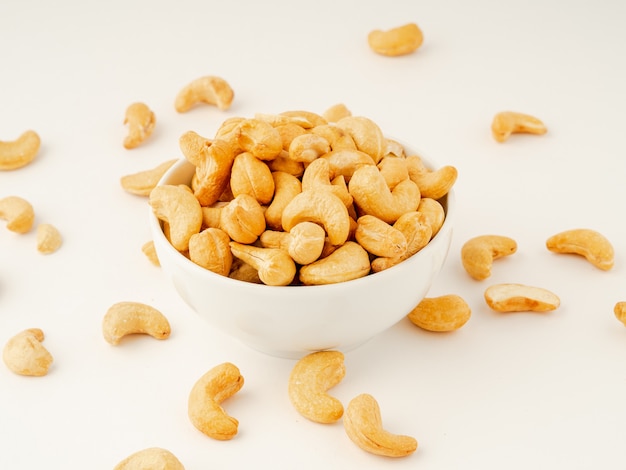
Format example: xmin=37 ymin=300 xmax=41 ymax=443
xmin=344 ymin=393 xmax=418 ymax=458
xmin=301 ymin=157 xmax=353 ymax=207
xmin=406 ymin=155 xmax=457 ymax=200
xmin=36 ymin=223 xmax=62 ymax=254
xmin=310 ymin=124 xmax=356 ymax=151
xmin=417 ymin=197 xmax=445 ymax=238
xmin=322 ymin=148 xmax=376 ymax=181
xmin=149 ymin=184 xmax=202 ymax=252
xmin=230 ymin=151 xmax=275 ymax=204
xmin=299 ymin=241 xmax=371 ymax=285
xmin=174 ymin=75 xmax=234 ymax=112
xmin=264 ymin=171 xmax=302 ymax=231
xmin=267 ymin=150 xmax=304 ymax=178
xmin=491 ymin=111 xmax=547 ymax=143
xmin=260 ymin=221 xmax=326 ymax=265
xmin=188 ymin=362 xmax=244 ymax=441
xmin=189 ymin=228 xmax=233 ymax=276
xmin=275 ymin=122 xmax=307 ymax=151
xmin=368 ymin=22 xmax=424 ymax=57
xmin=377 ymin=156 xmax=409 ymax=189
xmin=0 ymin=130 xmax=41 ymax=170
xmin=281 ymin=191 xmax=350 ymax=246
xmin=546 ymin=228 xmax=614 ymax=271
xmin=2 ymin=328 xmax=53 ymax=376
xmin=0 ymin=195 xmax=35 ymax=234
xmin=408 ymin=295 xmax=471 ymax=332
xmin=288 ymin=350 xmax=346 ymax=424
xmin=229 ymin=242 xmax=296 ymax=286
xmin=120 ymin=159 xmax=177 ymax=196
xmin=279 ymin=110 xmax=327 ymax=129
xmin=113 ymin=447 xmax=185 ymax=470
xmin=288 ymin=133 xmax=331 ymax=163
xmin=236 ymin=119 xmax=283 ymax=161
xmin=614 ymin=302 xmax=626 ymax=326
xmin=322 ymin=103 xmax=352 ymax=123
xmin=355 ymin=215 xmax=407 ymax=258
xmin=461 ymin=235 xmax=518 ymax=280
xmin=102 ymin=301 xmax=171 ymax=345
xmin=336 ymin=116 xmax=386 ymax=164
xmin=219 ymin=194 xmax=266 ymax=244
xmin=349 ymin=165 xmax=420 ymax=224
xmin=484 ymin=283 xmax=560 ymax=313
xmin=123 ymin=102 xmax=156 ymax=149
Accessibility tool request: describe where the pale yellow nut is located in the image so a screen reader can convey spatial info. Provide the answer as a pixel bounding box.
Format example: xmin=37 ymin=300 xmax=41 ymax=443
xmin=219 ymin=194 xmax=266 ymax=244
xmin=484 ymin=283 xmax=560 ymax=313
xmin=301 ymin=157 xmax=353 ymax=207
xmin=3 ymin=328 xmax=53 ymax=377
xmin=254 ymin=112 xmax=312 ymax=128
xmin=377 ymin=156 xmax=409 ymax=189
xmin=120 ymin=159 xmax=177 ymax=196
xmin=260 ymin=222 xmax=326 ymax=265
xmin=288 ymin=350 xmax=346 ymax=424
xmin=417 ymin=197 xmax=445 ymax=238
xmin=368 ymin=23 xmax=424 ymax=57
xmin=102 ymin=301 xmax=171 ymax=345
xmin=299 ymin=241 xmax=371 ymax=285
xmin=279 ymin=110 xmax=327 ymax=129
xmin=310 ymin=124 xmax=356 ymax=151
xmin=149 ymin=184 xmax=203 ymax=252
xmin=0 ymin=130 xmax=41 ymax=170
xmin=189 ymin=227 xmax=233 ymax=276
xmin=546 ymin=228 xmax=614 ymax=271
xmin=322 ymin=148 xmax=376 ymax=181
xmin=214 ymin=116 xmax=245 ymax=150
xmin=408 ymin=295 xmax=471 ymax=332
xmin=123 ymin=102 xmax=156 ymax=149
xmin=322 ymin=103 xmax=352 ymax=123
xmin=264 ymin=171 xmax=302 ymax=231
xmin=229 ymin=151 xmax=275 ymax=204
xmin=336 ymin=116 xmax=386 ymax=163
xmin=142 ymin=240 xmax=160 ymax=266
xmin=174 ymin=75 xmax=234 ymax=112
xmin=229 ymin=242 xmax=296 ymax=286
xmin=385 ymin=139 xmax=406 ymax=158
xmin=36 ymin=223 xmax=62 ymax=254
xmin=406 ymin=155 xmax=457 ymax=200
xmin=614 ymin=302 xmax=626 ymax=326
xmin=288 ymin=133 xmax=331 ymax=164
xmin=344 ymin=393 xmax=418 ymax=458
xmin=188 ymin=362 xmax=244 ymax=440
xmin=113 ymin=447 xmax=185 ymax=470
xmin=355 ymin=215 xmax=407 ymax=258
xmin=0 ymin=195 xmax=35 ymax=234
xmin=281 ymin=190 xmax=350 ymax=246
xmin=266 ymin=150 xmax=304 ymax=178
xmin=236 ymin=118 xmax=283 ymax=161
xmin=491 ymin=111 xmax=547 ymax=143
xmin=349 ymin=165 xmax=420 ymax=224
xmin=461 ymin=235 xmax=518 ymax=280
xmin=275 ymin=122 xmax=308 ymax=150
xmin=228 ymin=258 xmax=262 ymax=284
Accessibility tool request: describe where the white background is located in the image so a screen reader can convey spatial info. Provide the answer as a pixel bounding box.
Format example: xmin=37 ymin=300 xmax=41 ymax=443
xmin=1 ymin=0 xmax=625 ymax=468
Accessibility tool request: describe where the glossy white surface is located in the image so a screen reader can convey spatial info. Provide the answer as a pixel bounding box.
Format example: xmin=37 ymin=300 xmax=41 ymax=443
xmin=1 ymin=0 xmax=626 ymax=469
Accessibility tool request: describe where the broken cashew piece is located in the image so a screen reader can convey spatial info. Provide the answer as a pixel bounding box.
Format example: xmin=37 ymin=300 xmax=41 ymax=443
xmin=3 ymin=328 xmax=53 ymax=376
xmin=368 ymin=23 xmax=424 ymax=57
xmin=288 ymin=350 xmax=346 ymax=424
xmin=491 ymin=111 xmax=547 ymax=143
xmin=0 ymin=195 xmax=35 ymax=234
xmin=123 ymin=102 xmax=156 ymax=149
xmin=175 ymin=75 xmax=234 ymax=112
xmin=408 ymin=295 xmax=471 ymax=332
xmin=546 ymin=228 xmax=614 ymax=271
xmin=188 ymin=362 xmax=244 ymax=440
xmin=149 ymin=184 xmax=202 ymax=252
xmin=102 ymin=301 xmax=171 ymax=345
xmin=113 ymin=447 xmax=185 ymax=470
xmin=461 ymin=235 xmax=518 ymax=280
xmin=36 ymin=223 xmax=62 ymax=254
xmin=614 ymin=302 xmax=626 ymax=326
xmin=142 ymin=240 xmax=160 ymax=266
xmin=344 ymin=393 xmax=418 ymax=458
xmin=0 ymin=130 xmax=41 ymax=170
xmin=120 ymin=159 xmax=177 ymax=196
xmin=230 ymin=242 xmax=296 ymax=286
xmin=484 ymin=283 xmax=560 ymax=313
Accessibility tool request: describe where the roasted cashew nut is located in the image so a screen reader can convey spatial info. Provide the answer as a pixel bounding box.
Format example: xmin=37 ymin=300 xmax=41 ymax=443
xmin=102 ymin=302 xmax=171 ymax=345
xmin=288 ymin=133 xmax=331 ymax=164
xmin=546 ymin=228 xmax=614 ymax=271
xmin=484 ymin=283 xmax=560 ymax=313
xmin=406 ymin=155 xmax=457 ymax=200
xmin=299 ymin=241 xmax=371 ymax=285
xmin=322 ymin=148 xmax=376 ymax=182
xmin=0 ymin=130 xmax=41 ymax=170
xmin=36 ymin=223 xmax=62 ymax=254
xmin=491 ymin=111 xmax=547 ymax=143
xmin=175 ymin=75 xmax=234 ymax=112
xmin=417 ymin=197 xmax=445 ymax=238
xmin=260 ymin=222 xmax=326 ymax=265
xmin=355 ymin=215 xmax=407 ymax=258
xmin=149 ymin=184 xmax=202 ymax=252
xmin=377 ymin=156 xmax=409 ymax=190
xmin=322 ymin=103 xmax=352 ymax=123
xmin=301 ymin=157 xmax=353 ymax=207
xmin=368 ymin=23 xmax=424 ymax=57
xmin=230 ymin=151 xmax=275 ymax=204
xmin=310 ymin=124 xmax=356 ymax=151
xmin=288 ymin=350 xmax=346 ymax=424
xmin=113 ymin=447 xmax=185 ymax=470
xmin=0 ymin=195 xmax=35 ymax=234
xmin=264 ymin=171 xmax=302 ymax=231
xmin=279 ymin=110 xmax=328 ymax=129
xmin=236 ymin=119 xmax=283 ymax=161
xmin=3 ymin=328 xmax=53 ymax=376
xmin=408 ymin=295 xmax=471 ymax=332
xmin=614 ymin=302 xmax=626 ymax=326
xmin=188 ymin=362 xmax=244 ymax=440
xmin=229 ymin=242 xmax=296 ymax=286
xmin=189 ymin=228 xmax=233 ymax=276
xmin=120 ymin=159 xmax=177 ymax=196
xmin=461 ymin=235 xmax=518 ymax=280
xmin=336 ymin=116 xmax=386 ymax=164
xmin=218 ymin=194 xmax=266 ymax=244
xmin=123 ymin=102 xmax=156 ymax=149
xmin=344 ymin=393 xmax=418 ymax=458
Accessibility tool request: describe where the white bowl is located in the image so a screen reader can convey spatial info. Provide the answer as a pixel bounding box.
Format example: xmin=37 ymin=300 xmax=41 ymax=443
xmin=149 ymin=152 xmax=455 ymax=359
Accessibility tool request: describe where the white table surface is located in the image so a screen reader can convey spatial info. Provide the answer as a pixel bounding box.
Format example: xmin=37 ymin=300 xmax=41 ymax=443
xmin=2 ymin=0 xmax=625 ymax=468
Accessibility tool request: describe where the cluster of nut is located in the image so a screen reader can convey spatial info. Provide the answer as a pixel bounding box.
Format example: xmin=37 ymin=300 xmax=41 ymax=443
xmin=148 ymin=107 xmax=457 ymax=286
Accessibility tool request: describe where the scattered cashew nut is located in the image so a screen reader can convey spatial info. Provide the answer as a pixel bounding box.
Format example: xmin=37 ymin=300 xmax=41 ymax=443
xmin=188 ymin=362 xmax=244 ymax=440
xmin=408 ymin=295 xmax=471 ymax=332
xmin=3 ymin=328 xmax=53 ymax=376
xmin=546 ymin=228 xmax=614 ymax=271
xmin=123 ymin=102 xmax=156 ymax=149
xmin=484 ymin=283 xmax=560 ymax=313
xmin=174 ymin=75 xmax=234 ymax=112
xmin=491 ymin=111 xmax=547 ymax=143
xmin=614 ymin=302 xmax=626 ymax=326
xmin=36 ymin=223 xmax=62 ymax=254
xmin=0 ymin=195 xmax=35 ymax=234
xmin=368 ymin=23 xmax=424 ymax=57
xmin=113 ymin=447 xmax=185 ymax=470
xmin=102 ymin=301 xmax=171 ymax=345
xmin=142 ymin=240 xmax=160 ymax=266
xmin=0 ymin=130 xmax=41 ymax=170
xmin=120 ymin=159 xmax=177 ymax=196
xmin=288 ymin=350 xmax=346 ymax=424
xmin=461 ymin=235 xmax=518 ymax=280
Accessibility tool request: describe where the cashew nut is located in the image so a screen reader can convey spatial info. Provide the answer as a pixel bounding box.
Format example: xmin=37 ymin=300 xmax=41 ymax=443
xmin=0 ymin=130 xmax=41 ymax=170
xmin=189 ymin=228 xmax=233 ymax=276
xmin=0 ymin=195 xmax=35 ymax=234
xmin=102 ymin=302 xmax=171 ymax=345
xmin=367 ymin=22 xmax=424 ymax=57
xmin=36 ymin=223 xmax=62 ymax=254
xmin=188 ymin=362 xmax=244 ymax=440
xmin=281 ymin=190 xmax=350 ymax=246
xmin=377 ymin=156 xmax=409 ymax=189
xmin=614 ymin=302 xmax=626 ymax=326
xmin=279 ymin=110 xmax=327 ymax=128
xmin=310 ymin=124 xmax=356 ymax=151
xmin=288 ymin=350 xmax=346 ymax=424
xmin=491 ymin=111 xmax=547 ymax=143
xmin=120 ymin=159 xmax=177 ymax=196
xmin=264 ymin=171 xmax=302 ymax=231
xmin=288 ymin=133 xmax=331 ymax=164
xmin=267 ymin=150 xmax=305 ymax=178
xmin=113 ymin=447 xmax=185 ymax=470
xmin=408 ymin=295 xmax=471 ymax=332
xmin=260 ymin=222 xmax=326 ymax=265
xmin=299 ymin=241 xmax=370 ymax=285
xmin=301 ymin=157 xmax=353 ymax=207
xmin=230 ymin=151 xmax=275 ymax=204
xmin=406 ymin=155 xmax=457 ymax=200
xmin=202 ymin=194 xmax=266 ymax=244
xmin=142 ymin=240 xmax=160 ymax=266
xmin=322 ymin=148 xmax=375 ymax=181
xmin=484 ymin=283 xmax=560 ymax=313
xmin=343 ymin=393 xmax=418 ymax=458
xmin=322 ymin=103 xmax=352 ymax=123
xmin=349 ymin=165 xmax=420 ymax=224
xmin=174 ymin=75 xmax=234 ymax=112
xmin=355 ymin=215 xmax=407 ymax=258
xmin=3 ymin=328 xmax=53 ymax=376
xmin=149 ymin=184 xmax=202 ymax=252
xmin=229 ymin=242 xmax=296 ymax=286
xmin=228 ymin=258 xmax=262 ymax=284
xmin=417 ymin=197 xmax=445 ymax=238
xmin=461 ymin=235 xmax=518 ymax=280
xmin=236 ymin=119 xmax=283 ymax=161
xmin=545 ymin=228 xmax=614 ymax=271
xmin=336 ymin=116 xmax=386 ymax=164
xmin=123 ymin=102 xmax=156 ymax=149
